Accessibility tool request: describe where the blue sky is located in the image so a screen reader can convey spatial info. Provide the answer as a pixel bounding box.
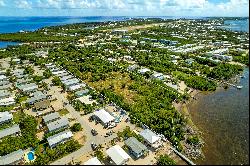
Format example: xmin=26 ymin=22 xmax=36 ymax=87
xmin=0 ymin=0 xmax=248 ymax=17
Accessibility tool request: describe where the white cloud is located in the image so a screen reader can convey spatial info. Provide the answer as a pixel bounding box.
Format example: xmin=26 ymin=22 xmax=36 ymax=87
xmin=3 ymin=0 xmax=248 ymax=16
xmin=0 ymin=0 xmax=5 ymax=7
xmin=15 ymin=0 xmax=32 ymax=9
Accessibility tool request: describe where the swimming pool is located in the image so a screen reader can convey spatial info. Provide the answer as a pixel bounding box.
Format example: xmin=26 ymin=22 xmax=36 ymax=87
xmin=27 ymin=151 xmax=35 ymax=161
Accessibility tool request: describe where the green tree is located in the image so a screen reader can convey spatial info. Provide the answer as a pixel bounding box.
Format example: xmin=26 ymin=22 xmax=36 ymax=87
xmin=157 ymin=155 xmax=176 ymax=165
xmin=70 ymin=123 xmax=82 ymax=132
xmin=52 ymin=76 xmax=61 ymax=86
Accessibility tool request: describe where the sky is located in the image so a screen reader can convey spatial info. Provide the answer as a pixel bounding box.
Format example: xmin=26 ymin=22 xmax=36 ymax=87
xmin=0 ymin=0 xmax=248 ymax=17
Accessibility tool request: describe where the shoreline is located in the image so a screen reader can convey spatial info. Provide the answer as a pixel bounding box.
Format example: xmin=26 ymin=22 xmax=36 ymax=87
xmin=174 ymin=67 xmax=249 ymax=164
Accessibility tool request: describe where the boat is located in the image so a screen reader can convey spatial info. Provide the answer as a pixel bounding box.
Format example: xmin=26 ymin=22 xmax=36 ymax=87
xmin=240 ymin=75 xmax=245 ymax=79
xmin=236 ymin=85 xmax=243 ymax=89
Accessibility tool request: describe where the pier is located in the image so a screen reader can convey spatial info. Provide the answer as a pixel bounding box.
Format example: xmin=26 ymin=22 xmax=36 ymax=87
xmin=171 ymin=147 xmax=196 ymax=165
xmin=207 ymin=77 xmax=243 ymax=89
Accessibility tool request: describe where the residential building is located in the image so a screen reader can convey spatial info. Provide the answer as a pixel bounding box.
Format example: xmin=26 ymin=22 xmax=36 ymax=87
xmin=0 ymin=124 xmax=21 ymax=139
xmin=106 ymin=145 xmax=131 ymax=165
xmin=47 ymin=130 xmax=73 ymax=148
xmin=0 ymin=149 xmax=24 ymax=165
xmin=124 ymin=137 xmax=148 ymax=159
xmin=138 ymin=68 xmax=150 ymax=75
xmin=43 ymin=112 xmax=60 ymax=124
xmin=0 ymin=96 xmax=15 ymax=106
xmin=0 ymin=111 xmax=13 ymax=125
xmin=93 ymin=109 xmax=115 ymax=127
xmin=47 ymin=117 xmax=69 ymax=132
xmin=0 ymin=90 xmax=10 ymax=99
xmin=139 ymin=129 xmax=163 ymax=149
xmin=84 ymin=157 xmax=102 ymax=165
xmin=17 ymin=83 xmax=38 ymax=92
xmin=26 ymin=91 xmax=47 ymax=105
xmin=75 ymin=89 xmax=89 ymax=97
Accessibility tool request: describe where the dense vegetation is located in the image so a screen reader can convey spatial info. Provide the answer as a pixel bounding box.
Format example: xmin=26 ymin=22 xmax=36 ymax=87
xmin=0 ymin=112 xmax=39 ymax=156
xmin=208 ymin=63 xmax=243 ymax=80
xmin=31 ymin=140 xmax=81 ymax=165
xmin=156 ymin=154 xmax=176 ymax=165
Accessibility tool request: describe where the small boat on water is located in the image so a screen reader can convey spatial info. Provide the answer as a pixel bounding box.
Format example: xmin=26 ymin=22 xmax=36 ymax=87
xmin=236 ymin=85 xmax=243 ymax=89
xmin=240 ymin=75 xmax=245 ymax=79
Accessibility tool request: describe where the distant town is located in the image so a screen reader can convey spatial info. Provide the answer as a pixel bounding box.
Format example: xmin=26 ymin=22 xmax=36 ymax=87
xmin=0 ymin=17 xmax=249 ymax=165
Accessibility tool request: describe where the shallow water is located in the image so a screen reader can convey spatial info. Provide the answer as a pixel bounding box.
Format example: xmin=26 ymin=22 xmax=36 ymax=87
xmin=188 ymin=68 xmax=249 ymax=165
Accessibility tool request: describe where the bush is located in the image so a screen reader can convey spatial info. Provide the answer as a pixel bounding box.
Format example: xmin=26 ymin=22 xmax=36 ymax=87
xmin=187 ymin=135 xmax=200 ymax=145
xmin=70 ymin=123 xmax=82 ymax=132
xmin=157 ymin=155 xmax=176 ymax=165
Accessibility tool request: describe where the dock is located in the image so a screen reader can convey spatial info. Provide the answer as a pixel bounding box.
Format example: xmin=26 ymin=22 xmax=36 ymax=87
xmin=207 ymin=77 xmax=243 ymax=89
xmin=171 ymin=147 xmax=196 ymax=165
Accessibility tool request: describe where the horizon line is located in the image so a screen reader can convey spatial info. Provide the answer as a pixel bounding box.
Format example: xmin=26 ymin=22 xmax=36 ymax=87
xmin=0 ymin=15 xmax=248 ymax=18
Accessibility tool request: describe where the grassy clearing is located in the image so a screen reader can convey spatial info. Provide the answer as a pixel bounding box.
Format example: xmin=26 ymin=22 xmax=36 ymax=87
xmin=86 ymin=72 xmax=137 ymax=104
xmin=58 ymin=108 xmax=70 ymax=116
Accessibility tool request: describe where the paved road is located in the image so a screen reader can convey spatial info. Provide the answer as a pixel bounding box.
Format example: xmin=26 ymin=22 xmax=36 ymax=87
xmin=49 ymin=86 xmax=117 ymax=165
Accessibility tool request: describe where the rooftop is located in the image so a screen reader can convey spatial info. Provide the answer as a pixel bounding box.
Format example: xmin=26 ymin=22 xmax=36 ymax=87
xmin=0 ymin=149 xmax=24 ymax=165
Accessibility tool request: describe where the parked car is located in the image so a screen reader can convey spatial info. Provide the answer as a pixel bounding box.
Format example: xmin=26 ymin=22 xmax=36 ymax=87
xmin=91 ymin=142 xmax=97 ymax=150
xmin=88 ymin=115 xmax=94 ymax=122
xmin=91 ymin=129 xmax=98 ymax=136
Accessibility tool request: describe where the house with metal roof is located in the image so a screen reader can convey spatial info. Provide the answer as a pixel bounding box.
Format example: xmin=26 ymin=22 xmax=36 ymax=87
xmin=106 ymin=145 xmax=131 ymax=165
xmin=43 ymin=112 xmax=60 ymax=124
xmin=151 ymin=72 xmax=165 ymax=80
xmin=68 ymin=83 xmax=86 ymax=91
xmin=26 ymin=91 xmax=47 ymax=105
xmin=75 ymin=89 xmax=89 ymax=97
xmin=0 ymin=75 xmax=7 ymax=81
xmin=0 ymin=80 xmax=9 ymax=86
xmin=84 ymin=157 xmax=102 ymax=165
xmin=124 ymin=137 xmax=148 ymax=159
xmin=60 ymin=75 xmax=74 ymax=81
xmin=0 ymin=84 xmax=12 ymax=90
xmin=57 ymin=72 xmax=69 ymax=77
xmin=0 ymin=96 xmax=15 ymax=106
xmin=0 ymin=124 xmax=21 ymax=139
xmin=138 ymin=68 xmax=151 ymax=75
xmin=62 ymin=78 xmax=80 ymax=86
xmin=0 ymin=111 xmax=13 ymax=125
xmin=94 ymin=109 xmax=115 ymax=127
xmin=0 ymin=90 xmax=10 ymax=99
xmin=47 ymin=130 xmax=73 ymax=148
xmin=17 ymin=83 xmax=38 ymax=92
xmin=0 ymin=149 xmax=24 ymax=165
xmin=26 ymin=91 xmax=47 ymax=104
xmin=139 ymin=129 xmax=163 ymax=149
xmin=47 ymin=117 xmax=69 ymax=132
xmin=12 ymin=69 xmax=24 ymax=76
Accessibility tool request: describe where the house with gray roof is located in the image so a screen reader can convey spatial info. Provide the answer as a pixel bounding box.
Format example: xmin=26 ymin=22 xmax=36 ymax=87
xmin=0 ymin=96 xmax=15 ymax=106
xmin=125 ymin=137 xmax=148 ymax=159
xmin=0 ymin=80 xmax=9 ymax=86
xmin=47 ymin=117 xmax=69 ymax=132
xmin=0 ymin=90 xmax=11 ymax=99
xmin=0 ymin=124 xmax=21 ymax=139
xmin=0 ymin=111 xmax=13 ymax=125
xmin=62 ymin=78 xmax=80 ymax=86
xmin=17 ymin=83 xmax=38 ymax=92
xmin=0 ymin=84 xmax=12 ymax=90
xmin=139 ymin=129 xmax=163 ymax=149
xmin=47 ymin=130 xmax=73 ymax=148
xmin=26 ymin=91 xmax=47 ymax=104
xmin=60 ymin=75 xmax=74 ymax=81
xmin=0 ymin=149 xmax=24 ymax=165
xmin=75 ymin=89 xmax=89 ymax=97
xmin=0 ymin=75 xmax=7 ymax=81
xmin=43 ymin=112 xmax=60 ymax=124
